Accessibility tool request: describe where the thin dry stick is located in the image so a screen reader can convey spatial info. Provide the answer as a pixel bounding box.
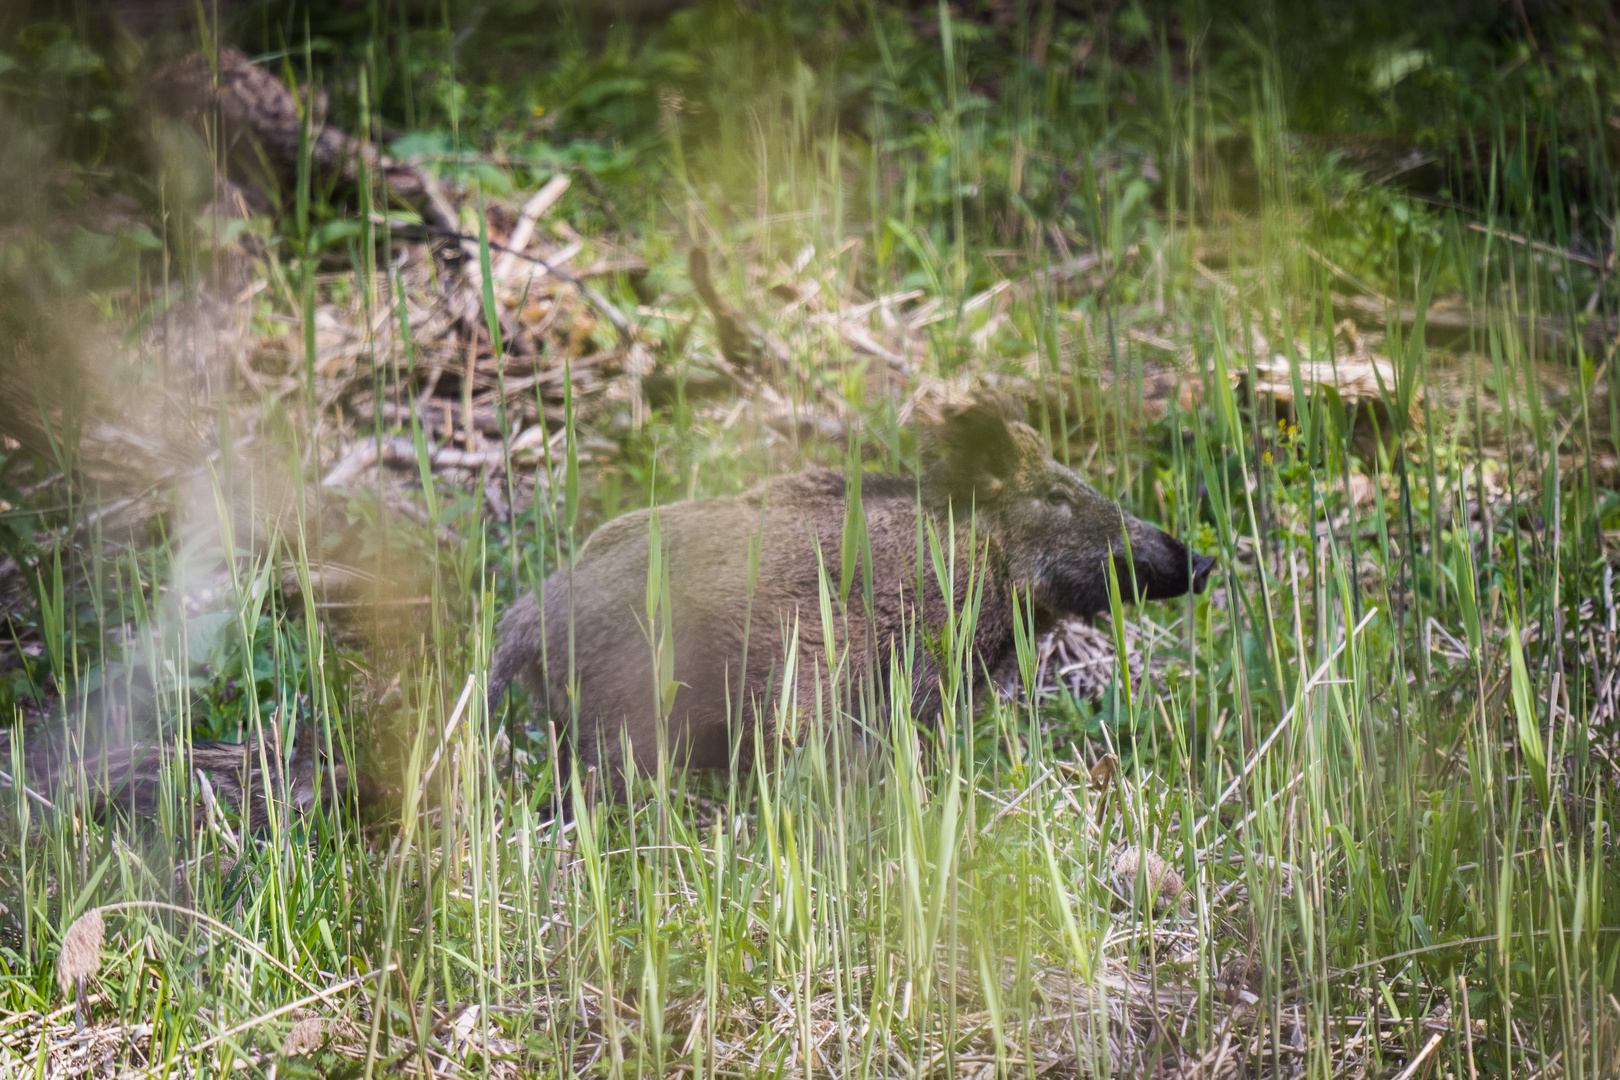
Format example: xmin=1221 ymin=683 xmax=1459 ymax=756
xmin=1192 ymin=607 xmax=1378 ymax=836
xmin=0 ymin=765 xmax=55 ymax=811
xmin=424 ymin=226 xmax=634 ymax=341
xmin=195 ymin=770 xmax=242 ymax=855
xmin=142 ymin=964 xmax=394 ymax=1072
xmin=0 ymin=764 xmax=149 ymax=866
xmin=1 ymin=993 xmax=107 ymax=1043
xmin=420 ymin=673 xmax=478 ymax=792
xmin=1390 ymin=1030 xmax=1445 ymax=1080
xmin=493 ymin=174 xmax=571 ymax=280
xmin=1200 ymin=769 xmax=1307 ymax=864
xmin=1459 ymin=972 xmax=1478 ymax=1080
xmin=1304 ymin=246 xmax=1394 ymax=307
xmin=94 ymin=902 xmax=326 ymax=1001
xmin=1466 ymin=221 xmax=1605 ymax=269
xmin=980 ymin=766 xmax=1053 ymax=834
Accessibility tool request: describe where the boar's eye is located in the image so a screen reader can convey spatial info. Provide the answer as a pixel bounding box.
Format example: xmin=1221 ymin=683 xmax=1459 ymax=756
xmin=1042 ymin=488 xmax=1070 ymax=506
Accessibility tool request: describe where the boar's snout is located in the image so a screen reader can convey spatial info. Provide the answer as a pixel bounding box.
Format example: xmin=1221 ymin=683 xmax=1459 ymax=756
xmin=1123 ymin=521 xmax=1218 ymax=602
xmin=1190 ymin=553 xmax=1217 ymax=593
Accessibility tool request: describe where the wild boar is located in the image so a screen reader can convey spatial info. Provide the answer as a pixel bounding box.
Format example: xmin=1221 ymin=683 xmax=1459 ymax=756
xmin=489 ymin=394 xmax=1215 ymax=792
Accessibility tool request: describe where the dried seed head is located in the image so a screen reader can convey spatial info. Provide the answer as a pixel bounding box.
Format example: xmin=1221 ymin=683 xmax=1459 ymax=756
xmin=57 ymin=908 xmax=104 ymax=996
xmin=1218 ymin=954 xmax=1263 ymax=1004
xmin=1088 ymin=753 xmax=1119 ymax=792
xmin=282 ymin=1016 xmax=326 ymax=1057
xmin=1110 ymin=846 xmax=1188 ymax=914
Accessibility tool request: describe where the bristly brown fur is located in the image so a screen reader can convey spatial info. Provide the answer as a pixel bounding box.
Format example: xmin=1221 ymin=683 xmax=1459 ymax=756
xmin=490 ymin=393 xmax=1215 ymax=795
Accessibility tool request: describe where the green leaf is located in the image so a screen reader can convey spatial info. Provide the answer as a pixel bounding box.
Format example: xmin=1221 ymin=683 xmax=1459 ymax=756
xmin=1451 ymin=536 xmax=1481 ymax=656
xmin=1507 ymin=619 xmax=1548 ymax=805
xmin=477 ymin=193 xmax=504 ymax=359
xmin=1105 ymin=542 xmax=1133 ymax=714
xmin=65 ymin=854 xmax=112 ymax=923
xmin=1208 ymin=306 xmax=1242 ymax=448
xmin=645 ymin=507 xmax=662 ymax=621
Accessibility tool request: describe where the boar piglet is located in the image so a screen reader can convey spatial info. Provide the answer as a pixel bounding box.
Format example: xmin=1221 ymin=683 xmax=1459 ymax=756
xmin=490 ymin=394 xmax=1215 ymax=795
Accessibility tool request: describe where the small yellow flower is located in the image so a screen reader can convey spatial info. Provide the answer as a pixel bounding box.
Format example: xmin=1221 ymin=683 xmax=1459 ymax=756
xmin=531 ymin=104 xmax=547 ymax=117
xmin=1263 ymin=451 xmax=1273 ymax=464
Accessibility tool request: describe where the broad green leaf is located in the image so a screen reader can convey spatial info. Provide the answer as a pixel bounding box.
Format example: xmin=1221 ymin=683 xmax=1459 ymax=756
xmin=1507 ymin=620 xmax=1548 ymax=805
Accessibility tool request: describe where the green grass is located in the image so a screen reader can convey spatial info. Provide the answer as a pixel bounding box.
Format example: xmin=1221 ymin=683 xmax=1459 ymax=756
xmin=0 ymin=1 xmax=1618 ymax=1076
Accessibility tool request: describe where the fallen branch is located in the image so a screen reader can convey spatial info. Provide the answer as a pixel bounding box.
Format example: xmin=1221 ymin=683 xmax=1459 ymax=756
xmin=1468 ymin=221 xmax=1605 ymax=269
xmin=405 ymin=224 xmax=636 ymax=343
xmin=144 ymin=47 xmax=492 ymax=337
xmin=1333 ymin=291 xmax=1617 ymax=356
xmin=493 ymin=174 xmax=571 ymax=280
xmin=321 ymin=425 xmax=558 ymax=488
xmin=1389 ymin=1031 xmax=1446 ymax=1080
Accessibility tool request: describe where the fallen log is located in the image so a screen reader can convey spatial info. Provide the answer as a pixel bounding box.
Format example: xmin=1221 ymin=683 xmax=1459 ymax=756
xmin=1332 ymin=292 xmax=1617 ymax=358
xmin=143 ymin=46 xmax=492 ymax=337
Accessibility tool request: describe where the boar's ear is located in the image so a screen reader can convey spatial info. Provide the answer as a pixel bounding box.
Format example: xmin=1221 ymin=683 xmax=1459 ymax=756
xmin=928 ymin=393 xmax=1024 ymax=502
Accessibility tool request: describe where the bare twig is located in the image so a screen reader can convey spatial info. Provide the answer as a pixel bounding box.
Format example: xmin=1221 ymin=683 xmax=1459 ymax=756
xmin=1389 ymin=1031 xmax=1445 ymax=1080
xmin=1193 ymin=608 xmax=1378 ymax=836
xmin=493 ymin=175 xmax=572 ymax=280
xmin=141 ymin=964 xmax=394 ymax=1071
xmin=1468 ymin=221 xmax=1605 ymax=269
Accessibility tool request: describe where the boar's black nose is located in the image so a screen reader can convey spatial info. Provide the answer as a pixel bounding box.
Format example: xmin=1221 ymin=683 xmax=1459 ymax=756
xmin=1190 ymin=553 xmax=1217 ymax=594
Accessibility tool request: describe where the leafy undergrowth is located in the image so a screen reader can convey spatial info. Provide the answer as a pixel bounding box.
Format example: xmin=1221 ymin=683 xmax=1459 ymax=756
xmin=0 ymin=1 xmax=1617 ymax=1077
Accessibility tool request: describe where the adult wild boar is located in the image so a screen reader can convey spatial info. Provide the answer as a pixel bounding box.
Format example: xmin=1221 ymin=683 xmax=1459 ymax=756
xmin=489 ymin=395 xmax=1215 ymax=791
